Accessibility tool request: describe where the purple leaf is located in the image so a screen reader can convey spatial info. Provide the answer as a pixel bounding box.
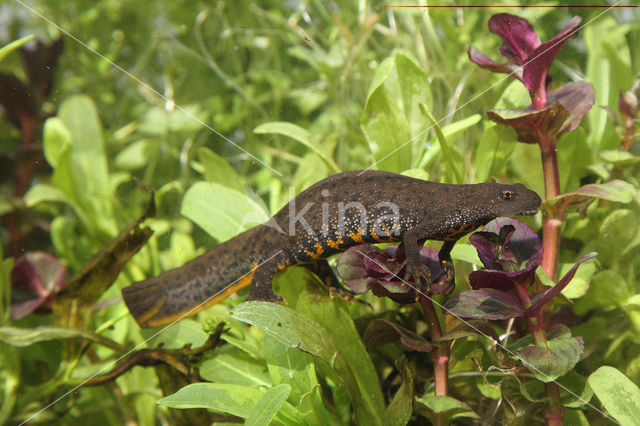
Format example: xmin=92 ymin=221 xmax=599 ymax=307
xmin=337 ymin=244 xmax=444 ymax=303
xmin=469 ymin=270 xmax=518 ymax=291
xmin=488 ymin=14 xmax=540 ymax=65
xmin=526 ymin=252 xmax=597 ymax=314
xmin=547 ymin=81 xmax=595 ymax=136
xmin=444 ymin=289 xmax=524 ymax=320
xmin=469 ymin=218 xmax=542 ymax=289
xmin=467 ymin=46 xmax=523 ymax=81
xmin=363 ymin=319 xmax=433 ymax=352
xmin=522 ymin=17 xmax=582 ymax=97
xmin=10 ymin=252 xmax=66 ymax=320
xmin=488 ymin=101 xmax=570 ymax=144
xmin=510 ymin=324 xmax=584 ymax=382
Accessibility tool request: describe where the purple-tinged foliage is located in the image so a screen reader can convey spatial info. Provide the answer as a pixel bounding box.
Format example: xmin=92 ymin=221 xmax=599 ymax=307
xmin=526 ymin=252 xmax=597 ymax=315
xmin=10 ymin=251 xmax=66 ymax=320
xmin=487 ymin=81 xmax=594 ymax=145
xmin=336 ymin=244 xmax=449 ymax=304
xmin=447 ymin=220 xmax=596 ymax=325
xmin=469 ymin=14 xmax=581 ymax=107
xmin=363 ymin=319 xmax=434 ymax=352
xmin=469 ymin=218 xmax=542 ymax=289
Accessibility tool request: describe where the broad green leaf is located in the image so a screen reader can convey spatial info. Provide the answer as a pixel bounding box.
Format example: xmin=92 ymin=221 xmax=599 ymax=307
xmin=510 ymin=324 xmax=584 ymax=383
xmin=383 ymin=357 xmax=413 ymax=426
xmin=557 ymin=128 xmax=592 ymax=193
xmin=277 ymin=273 xmax=386 ymax=423
xmin=597 ymin=209 xmax=637 ymax=265
xmin=264 ymin=335 xmax=317 ymax=405
xmin=232 ymin=301 xmax=383 ymax=425
xmin=414 ymin=395 xmax=480 ymax=422
xmin=573 ymin=270 xmax=631 ymax=315
xmin=361 ymin=56 xmax=412 ymax=173
xmin=200 ymin=345 xmax=272 ymax=388
xmin=197 ymin=147 xmax=244 ymax=191
xmin=142 ymin=319 xmax=208 ymax=349
xmin=181 ymin=182 xmax=269 ymax=242
xmin=57 ymin=95 xmax=116 ymax=235
xmin=24 ymin=184 xmax=74 ymax=208
xmin=588 ymin=366 xmax=640 ymax=426
xmin=42 ymin=117 xmax=71 ymax=168
xmin=114 ymin=139 xmax=152 ymax=170
xmin=474 ymin=123 xmax=517 ymax=183
xmin=395 ymin=52 xmax=432 ymax=139
xmin=254 ymin=122 xmax=339 ymax=173
xmin=0 ymin=326 xmax=122 ymax=351
xmin=157 ymin=382 xmax=262 ymax=416
xmin=245 ymin=384 xmax=301 ymax=426
xmin=599 ymin=150 xmax=640 ymax=165
xmin=0 ymin=35 xmax=34 ymax=63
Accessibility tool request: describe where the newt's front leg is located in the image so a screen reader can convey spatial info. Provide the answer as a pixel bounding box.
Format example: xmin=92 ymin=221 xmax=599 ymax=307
xmin=402 ymin=229 xmax=432 ymax=291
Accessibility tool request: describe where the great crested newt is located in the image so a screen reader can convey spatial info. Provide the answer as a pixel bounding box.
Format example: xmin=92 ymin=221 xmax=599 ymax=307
xmin=123 ymin=170 xmax=541 ymax=328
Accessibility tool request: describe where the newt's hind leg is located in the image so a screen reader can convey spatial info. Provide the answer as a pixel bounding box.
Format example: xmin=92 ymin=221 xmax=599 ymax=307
xmin=246 ymin=259 xmax=283 ymax=303
xmin=305 ymin=260 xmax=371 ymax=307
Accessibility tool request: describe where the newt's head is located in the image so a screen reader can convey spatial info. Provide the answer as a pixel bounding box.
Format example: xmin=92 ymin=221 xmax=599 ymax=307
xmin=483 ymin=183 xmax=542 ymax=217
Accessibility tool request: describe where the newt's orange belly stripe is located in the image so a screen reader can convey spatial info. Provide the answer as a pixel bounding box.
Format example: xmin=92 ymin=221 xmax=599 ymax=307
xmin=143 ymin=268 xmax=256 ymax=328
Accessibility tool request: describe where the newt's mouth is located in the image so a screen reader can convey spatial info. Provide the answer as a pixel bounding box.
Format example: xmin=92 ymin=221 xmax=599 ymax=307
xmin=519 ymin=209 xmax=539 ymax=216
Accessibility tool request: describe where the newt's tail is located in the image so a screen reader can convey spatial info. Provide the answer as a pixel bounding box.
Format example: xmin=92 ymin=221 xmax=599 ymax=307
xmin=122 ymin=226 xmax=266 ymax=328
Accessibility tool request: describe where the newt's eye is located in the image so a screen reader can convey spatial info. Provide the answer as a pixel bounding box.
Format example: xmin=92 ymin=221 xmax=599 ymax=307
xmin=500 ymin=189 xmax=515 ymax=201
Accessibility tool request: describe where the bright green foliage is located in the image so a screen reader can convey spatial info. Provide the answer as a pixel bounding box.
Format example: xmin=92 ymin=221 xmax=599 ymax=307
xmin=0 ymin=2 xmax=639 ymax=425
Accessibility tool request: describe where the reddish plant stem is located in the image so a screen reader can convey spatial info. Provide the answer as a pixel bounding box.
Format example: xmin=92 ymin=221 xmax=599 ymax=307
xmin=537 ymin=133 xmax=564 ymax=425
xmin=539 ymin=139 xmax=561 ymax=283
xmin=419 ymin=296 xmax=450 ymax=426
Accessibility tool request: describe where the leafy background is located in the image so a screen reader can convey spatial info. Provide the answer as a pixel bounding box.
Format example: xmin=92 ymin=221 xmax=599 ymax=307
xmin=0 ymin=0 xmax=639 ymax=425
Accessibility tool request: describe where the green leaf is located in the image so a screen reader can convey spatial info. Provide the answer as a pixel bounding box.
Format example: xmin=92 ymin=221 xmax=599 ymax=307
xmin=414 ymin=395 xmax=479 ymax=422
xmin=361 ymin=56 xmax=412 ymax=173
xmin=395 ymin=52 xmax=432 ymax=139
xmin=254 ymin=122 xmax=339 ymax=173
xmin=57 ymin=95 xmax=116 ymax=235
xmin=114 ymin=139 xmax=152 ymax=170
xmin=42 ymin=117 xmax=71 ymax=168
xmin=510 ymin=324 xmax=584 ymax=383
xmin=196 ymin=147 xmax=244 ymax=191
xmin=474 ymin=123 xmax=517 ymax=183
xmin=599 ymin=150 xmax=640 ymax=166
xmin=264 ymin=335 xmax=317 ymax=405
xmin=383 ymin=357 xmax=414 ymax=426
xmin=420 ymin=104 xmax=462 ymax=184
xmin=157 ymin=382 xmax=262 ymax=416
xmin=245 ymin=384 xmax=299 ymax=426
xmin=232 ymin=301 xmax=383 ymax=425
xmin=0 ymin=326 xmax=122 ymax=351
xmin=200 ymin=345 xmax=272 ymax=388
xmin=0 ymin=35 xmax=34 ymax=63
xmin=597 ymin=209 xmax=638 ymax=265
xmin=24 ymin=184 xmax=74 ymax=208
xmin=418 ymin=114 xmax=482 ymax=169
xmin=181 ymin=182 xmax=269 ymax=242
xmin=588 ymin=366 xmax=640 ymax=426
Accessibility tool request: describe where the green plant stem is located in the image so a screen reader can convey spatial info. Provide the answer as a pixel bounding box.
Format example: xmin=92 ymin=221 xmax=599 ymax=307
xmin=419 ymin=296 xmax=450 ymax=426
